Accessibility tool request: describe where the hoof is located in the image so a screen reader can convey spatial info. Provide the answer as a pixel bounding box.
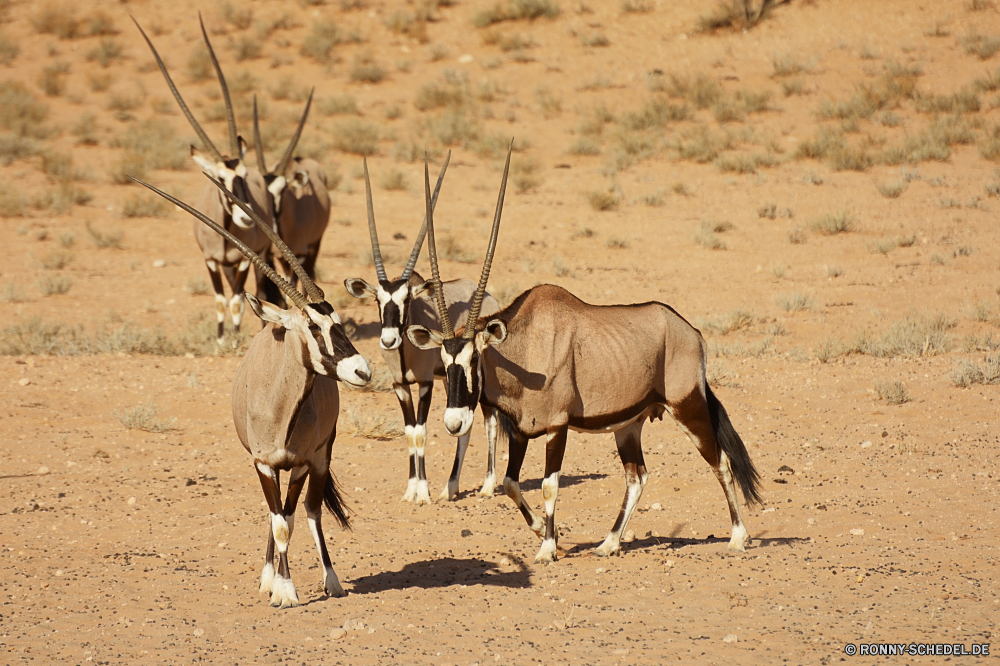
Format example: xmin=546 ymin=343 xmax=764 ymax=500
xmin=324 ymin=570 xmax=346 ymax=598
xmin=269 ymin=577 xmax=300 ymax=609
xmin=534 ymin=541 xmax=557 ymax=564
xmin=259 ymin=563 xmax=275 ymax=595
xmin=595 ymin=539 xmax=620 ymax=558
xmin=439 ymin=480 xmax=459 ymax=501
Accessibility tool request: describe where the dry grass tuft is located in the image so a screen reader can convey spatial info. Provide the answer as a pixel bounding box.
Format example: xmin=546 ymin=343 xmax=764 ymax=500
xmin=301 ymin=22 xmax=342 ymax=63
xmin=951 ymin=353 xmax=1000 ymax=387
xmin=810 ymin=211 xmax=854 ymax=236
xmin=853 ymin=311 xmax=955 ymax=358
xmin=587 ymin=190 xmax=619 ymax=211
xmin=36 ymin=275 xmax=73 ymax=296
xmin=774 ymin=292 xmax=814 ymax=312
xmin=698 ymin=308 xmax=755 ymax=336
xmin=332 ymin=120 xmax=381 ymax=155
xmin=347 ymin=407 xmax=403 ymax=440
xmin=696 ymin=0 xmax=782 ymax=33
xmin=380 ymin=169 xmax=407 ymax=191
xmin=319 ymin=94 xmax=359 ymax=116
xmin=33 ymin=4 xmax=80 ymax=39
xmin=86 ymin=221 xmax=124 ymax=249
xmin=962 ymin=31 xmax=1000 ymax=60
xmin=115 ymin=398 xmax=177 ymax=433
xmin=350 ymin=52 xmax=387 ymax=84
xmin=472 ymin=0 xmax=560 ymax=28
xmin=121 ymin=194 xmax=171 ymax=218
xmin=875 ymin=380 xmax=910 ymax=405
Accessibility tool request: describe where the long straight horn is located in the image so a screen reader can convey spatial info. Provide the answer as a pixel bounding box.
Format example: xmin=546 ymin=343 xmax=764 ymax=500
xmin=424 ymin=156 xmax=453 ymax=338
xmin=275 ymin=88 xmax=314 ymax=176
xmin=363 ymin=158 xmax=387 ymax=282
xmin=463 ymin=140 xmax=512 ymax=339
xmin=203 ymin=174 xmax=325 ymax=303
xmin=199 ymin=13 xmax=239 ymax=157
xmin=131 ymin=16 xmax=223 ymax=163
xmin=401 ymin=150 xmax=451 ymax=281
xmin=130 ymin=177 xmax=308 ymax=309
xmin=252 ymin=95 xmax=267 ymax=175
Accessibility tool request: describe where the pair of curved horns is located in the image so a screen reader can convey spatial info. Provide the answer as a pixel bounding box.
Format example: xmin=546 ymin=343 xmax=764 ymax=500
xmin=426 ymin=141 xmax=512 ymax=340
xmin=130 ymin=175 xmax=325 ymax=309
xmin=364 ymin=152 xmax=451 ymax=284
xmin=252 ymin=89 xmax=315 ymax=178
xmin=133 ymin=14 xmax=238 ymax=163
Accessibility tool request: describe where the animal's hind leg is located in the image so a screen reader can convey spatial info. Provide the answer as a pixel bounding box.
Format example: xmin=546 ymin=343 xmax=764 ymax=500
xmin=535 ymin=427 xmax=567 ymax=564
xmin=597 ymin=420 xmax=648 ymax=557
xmin=478 ymin=406 xmax=499 ymax=498
xmin=269 ymin=466 xmax=308 ymax=608
xmin=206 ymin=260 xmax=227 ymax=345
xmin=411 ymin=381 xmax=433 ymax=504
xmin=672 ymin=393 xmax=750 ymax=552
xmin=304 ymin=468 xmax=345 ymax=598
xmin=396 ymin=382 xmax=431 ymax=504
xmin=502 ymin=428 xmax=544 ymax=538
xmin=222 ymin=259 xmax=250 ymax=341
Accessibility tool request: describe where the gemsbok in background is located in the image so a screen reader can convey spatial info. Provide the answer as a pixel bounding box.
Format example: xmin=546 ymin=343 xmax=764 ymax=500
xmin=134 ymin=15 xmax=280 ymax=344
xmin=133 ymin=174 xmax=371 ymax=609
xmin=251 ymin=94 xmax=332 ymax=299
xmin=407 ymin=145 xmax=763 ymax=564
xmin=344 ymin=154 xmax=500 ymax=504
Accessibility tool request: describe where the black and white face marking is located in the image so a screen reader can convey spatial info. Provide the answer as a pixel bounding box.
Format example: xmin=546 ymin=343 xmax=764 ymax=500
xmin=192 ymin=150 xmax=254 ymax=229
xmin=441 ymin=338 xmax=480 ymax=437
xmin=375 ymin=279 xmax=412 ymax=351
xmin=301 ymin=302 xmax=371 ymax=385
xmin=264 ymin=173 xmax=287 ymax=216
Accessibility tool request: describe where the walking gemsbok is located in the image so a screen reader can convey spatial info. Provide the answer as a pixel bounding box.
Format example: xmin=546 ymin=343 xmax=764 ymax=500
xmin=132 ymin=174 xmax=371 ymax=608
xmin=407 ymin=145 xmax=763 ymax=563
xmin=344 ymin=155 xmax=501 ymax=504
xmin=134 ymin=16 xmax=280 ymax=345
xmin=251 ymin=94 xmax=332 ymax=300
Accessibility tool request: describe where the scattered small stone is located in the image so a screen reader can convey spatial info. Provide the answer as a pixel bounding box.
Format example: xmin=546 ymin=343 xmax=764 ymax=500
xmin=723 ymin=634 xmax=738 ymax=643
xmin=850 ymin=528 xmax=864 ymax=536
xmin=461 ymin=529 xmax=473 ymax=537
xmin=55 ymin=569 xmax=64 ymax=576
xmin=613 ymin=648 xmax=629 ymax=656
xmin=186 ymin=479 xmax=196 ymax=486
xmin=17 ymin=378 xmax=30 ymax=386
xmin=499 ymin=557 xmax=509 ymax=566
xmin=152 ymin=260 xmax=166 ymax=268
xmin=861 ymin=440 xmax=873 ymax=449
xmin=595 ymin=567 xmax=606 ymax=574
xmin=777 ymin=465 xmax=794 ymax=474
xmin=458 ymin=54 xmax=474 ymax=64
xmin=650 ymin=502 xmax=662 ymax=511
xmin=330 ymin=628 xmax=347 ymax=640
xmin=37 ymin=466 xmax=49 ymax=475
xmin=807 ymin=518 xmax=815 ymax=525
xmin=127 ymin=497 xmax=136 ymax=506
xmin=193 ymin=627 xmax=205 ymax=637
xmin=773 ymin=478 xmax=788 ymax=484
xmin=623 ymin=530 xmax=635 ymax=542
xmin=664 ymin=559 xmax=675 ymax=568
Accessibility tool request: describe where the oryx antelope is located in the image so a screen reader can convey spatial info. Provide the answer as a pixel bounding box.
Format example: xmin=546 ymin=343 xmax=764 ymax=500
xmin=135 ymin=16 xmax=280 ymax=344
xmin=133 ymin=174 xmax=371 ymax=608
xmin=251 ymin=94 xmax=332 ymax=298
xmin=407 ymin=146 xmax=763 ymax=564
xmin=343 ymin=154 xmax=500 ymax=504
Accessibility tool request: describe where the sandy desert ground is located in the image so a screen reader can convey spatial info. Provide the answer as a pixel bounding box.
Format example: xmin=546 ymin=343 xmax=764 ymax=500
xmin=2 ymin=0 xmax=1000 ymax=663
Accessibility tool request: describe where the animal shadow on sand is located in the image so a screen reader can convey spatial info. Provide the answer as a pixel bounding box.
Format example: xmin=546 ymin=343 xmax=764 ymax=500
xmin=348 ymin=556 xmax=533 ymax=595
xmin=448 ymin=473 xmax=610 ymax=501
xmin=343 ymin=318 xmax=381 ymax=341
xmin=563 ymin=525 xmax=808 ymax=556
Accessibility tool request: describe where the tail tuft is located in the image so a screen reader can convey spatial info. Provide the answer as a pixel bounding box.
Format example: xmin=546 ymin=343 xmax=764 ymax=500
xmin=706 ymin=385 xmax=763 ymax=507
xmin=324 ymin=471 xmax=353 ymax=530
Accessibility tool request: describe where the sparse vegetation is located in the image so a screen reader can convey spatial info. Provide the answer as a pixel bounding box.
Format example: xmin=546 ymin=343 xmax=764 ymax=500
xmin=697 ymin=0 xmax=783 ymax=33
xmin=878 ymin=181 xmax=907 ymax=198
xmin=698 ymin=308 xmax=755 ymax=336
xmin=694 ymin=220 xmax=729 ymax=250
xmin=85 ymin=38 xmax=124 ymax=68
xmin=810 ymin=211 xmax=854 ymax=236
xmin=109 ymin=118 xmax=187 ymax=183
xmin=0 ymin=282 xmax=28 ymax=303
xmin=33 ymin=4 xmax=80 ymax=39
xmin=184 ymin=278 xmax=209 ymax=296
xmin=36 ymin=275 xmax=73 ymax=296
xmin=380 ymin=169 xmax=407 ymax=190
xmin=319 ymin=94 xmax=359 ymax=116
xmin=587 ymin=190 xmax=619 ymax=211
xmin=341 ymin=360 xmax=393 ymax=393
xmin=121 ymin=194 xmax=171 ymax=218
xmin=86 ymin=222 xmax=124 ymax=249
xmin=511 ymin=157 xmax=543 ymax=193
xmin=951 ymin=353 xmax=1000 ymax=387
xmin=854 ymin=311 xmax=955 ymax=357
xmin=472 ymin=0 xmax=560 ymax=28
xmin=347 ymin=407 xmax=403 ymax=440
xmin=774 ymin=292 xmax=814 ymax=312
xmin=788 ymin=228 xmax=807 ymax=244
xmin=301 ymin=22 xmax=341 ymax=63
xmin=115 ymin=398 xmax=177 ymax=433
xmin=606 ymin=236 xmax=630 ymax=249
xmin=350 ymin=52 xmax=387 ymax=84
xmin=875 ymin=379 xmax=910 ymax=404
xmin=961 ymin=31 xmax=1000 ymax=60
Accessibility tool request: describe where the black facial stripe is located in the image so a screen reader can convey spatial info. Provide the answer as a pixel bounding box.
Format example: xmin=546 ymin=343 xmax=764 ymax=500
xmin=307 ymin=301 xmax=335 ymax=316
xmin=231 ymin=175 xmax=250 ymax=204
xmin=223 ymin=158 xmax=241 ymax=169
xmin=381 ymin=301 xmax=402 ymax=328
xmin=442 ymin=339 xmax=479 ymax=410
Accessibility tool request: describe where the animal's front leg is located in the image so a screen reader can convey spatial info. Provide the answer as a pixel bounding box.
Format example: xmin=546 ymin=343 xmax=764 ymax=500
xmin=535 ymin=427 xmax=567 ymax=564
xmin=478 ymin=405 xmax=499 ymax=498
xmin=410 ymin=381 xmax=433 ymax=504
xmin=440 ymin=431 xmax=470 ymax=500
xmin=502 ymin=427 xmax=544 ymax=538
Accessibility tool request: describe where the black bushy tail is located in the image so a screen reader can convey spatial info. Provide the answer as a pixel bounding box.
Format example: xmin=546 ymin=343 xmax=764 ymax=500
xmin=706 ymin=385 xmax=763 ymax=507
xmin=323 ymin=471 xmax=353 ymax=530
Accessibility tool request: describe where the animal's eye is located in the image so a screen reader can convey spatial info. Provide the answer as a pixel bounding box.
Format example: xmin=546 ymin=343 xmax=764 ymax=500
xmin=308 ymin=323 xmax=320 ymax=332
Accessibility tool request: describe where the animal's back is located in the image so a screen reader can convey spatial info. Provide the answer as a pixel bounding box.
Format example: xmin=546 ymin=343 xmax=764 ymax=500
xmin=193 ymin=172 xmax=272 ymax=265
xmin=278 ymin=158 xmax=330 ymax=253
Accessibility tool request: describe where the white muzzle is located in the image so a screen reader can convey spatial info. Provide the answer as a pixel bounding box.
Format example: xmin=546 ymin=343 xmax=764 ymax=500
xmin=444 ymin=407 xmax=474 ymax=437
xmin=337 ymin=354 xmax=372 ymax=388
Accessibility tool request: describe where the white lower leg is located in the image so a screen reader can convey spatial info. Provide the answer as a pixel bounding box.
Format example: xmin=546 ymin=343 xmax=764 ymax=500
xmin=597 ymin=473 xmax=646 ymax=557
xmin=413 ymin=424 xmax=431 ymax=505
xmin=504 ymin=476 xmax=544 ymax=537
xmin=535 ymin=472 xmax=560 ymax=564
xmin=401 ymin=426 xmax=419 ymax=503
xmin=268 ymin=513 xmax=299 ymax=608
xmin=479 ymin=414 xmax=498 ymax=497
xmin=719 ymin=451 xmax=751 ymax=552
xmin=214 ymin=293 xmax=227 ymax=344
xmin=230 ymin=293 xmax=245 ymax=331
xmin=308 ymin=517 xmax=345 ymax=597
xmin=260 ymin=562 xmax=275 ymax=594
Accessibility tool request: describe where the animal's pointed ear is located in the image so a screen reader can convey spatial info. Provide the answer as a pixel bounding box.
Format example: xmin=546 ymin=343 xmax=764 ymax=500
xmin=406 ymin=325 xmax=444 ymax=350
xmin=245 ymin=293 xmax=291 ymax=327
xmin=191 ymin=146 xmax=218 ymax=175
xmin=343 ymin=278 xmax=376 ymax=299
xmin=410 ymin=280 xmax=434 ymax=301
xmin=292 ymin=169 xmax=309 ymax=188
xmin=476 ymin=318 xmax=507 ymax=352
xmin=237 ymin=136 xmax=247 ymax=160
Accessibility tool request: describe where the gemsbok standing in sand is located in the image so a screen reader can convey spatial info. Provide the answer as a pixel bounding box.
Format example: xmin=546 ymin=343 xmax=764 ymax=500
xmin=343 ymin=154 xmax=501 ymax=504
xmin=135 ymin=16 xmax=279 ymax=345
xmin=251 ymin=94 xmax=331 ymax=298
xmin=133 ymin=174 xmax=371 ymax=609
xmin=407 ymin=145 xmax=763 ymax=563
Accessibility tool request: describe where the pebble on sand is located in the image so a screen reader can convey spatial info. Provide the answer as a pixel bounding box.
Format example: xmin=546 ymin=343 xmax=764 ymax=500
xmin=37 ymin=466 xmax=49 ymax=475
xmin=193 ymin=628 xmax=205 ymax=637
xmin=330 ymin=628 xmax=347 ymax=640
xmin=127 ymin=497 xmax=136 ymax=505
xmin=850 ymin=528 xmax=864 ymax=536
xmin=650 ymin=502 xmax=662 ymax=511
xmin=18 ymin=378 xmax=30 ymax=386
xmin=723 ymin=634 xmax=738 ymax=643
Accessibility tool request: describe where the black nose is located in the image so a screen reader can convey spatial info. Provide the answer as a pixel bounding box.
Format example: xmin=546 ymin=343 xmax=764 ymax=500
xmin=355 ymin=368 xmax=371 ymax=382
